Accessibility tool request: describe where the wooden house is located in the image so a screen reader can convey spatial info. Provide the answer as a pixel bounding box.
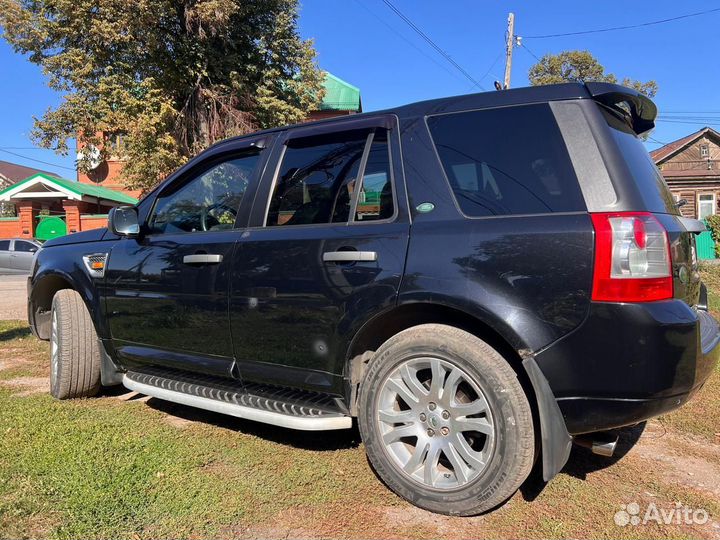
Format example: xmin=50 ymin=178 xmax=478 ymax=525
xmin=652 ymin=127 xmax=720 ymax=219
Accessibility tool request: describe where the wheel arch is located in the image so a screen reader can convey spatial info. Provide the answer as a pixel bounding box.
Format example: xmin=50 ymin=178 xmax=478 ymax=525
xmin=30 ymin=270 xmax=100 ymax=341
xmin=345 ymin=301 xmax=529 ymax=381
xmin=344 ymin=300 xmax=572 ymax=482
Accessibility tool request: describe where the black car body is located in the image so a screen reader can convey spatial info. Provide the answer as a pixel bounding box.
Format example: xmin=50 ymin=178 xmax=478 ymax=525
xmin=28 ymin=82 xmax=720 ymax=515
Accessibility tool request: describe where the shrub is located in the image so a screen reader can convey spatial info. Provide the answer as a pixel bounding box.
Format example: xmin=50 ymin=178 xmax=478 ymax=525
xmin=705 ymin=215 xmax=720 ymax=257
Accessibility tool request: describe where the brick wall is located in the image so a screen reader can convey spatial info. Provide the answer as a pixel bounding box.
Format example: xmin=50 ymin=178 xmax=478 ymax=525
xmin=0 ymin=218 xmax=21 ymax=238
xmin=80 ymin=215 xmax=109 ymax=231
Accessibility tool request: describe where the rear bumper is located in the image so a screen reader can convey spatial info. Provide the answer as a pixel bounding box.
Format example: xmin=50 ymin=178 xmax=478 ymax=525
xmin=535 ymin=300 xmax=720 ymax=435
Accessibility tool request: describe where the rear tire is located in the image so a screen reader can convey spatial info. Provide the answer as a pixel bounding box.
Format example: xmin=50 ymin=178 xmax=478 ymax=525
xmin=358 ymin=324 xmax=534 ymax=516
xmin=50 ymin=289 xmax=101 ymax=399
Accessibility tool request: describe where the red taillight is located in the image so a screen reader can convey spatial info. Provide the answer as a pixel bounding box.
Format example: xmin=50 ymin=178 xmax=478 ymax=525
xmin=591 ymin=212 xmax=673 ymax=302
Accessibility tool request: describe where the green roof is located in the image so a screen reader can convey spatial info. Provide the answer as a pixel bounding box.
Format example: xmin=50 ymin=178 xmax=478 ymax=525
xmin=320 ymin=72 xmax=361 ymax=112
xmin=0 ymin=173 xmax=137 ymax=205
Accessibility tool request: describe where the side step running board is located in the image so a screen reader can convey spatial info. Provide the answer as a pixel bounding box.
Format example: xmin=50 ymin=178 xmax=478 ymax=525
xmin=122 ymin=370 xmax=352 ymax=431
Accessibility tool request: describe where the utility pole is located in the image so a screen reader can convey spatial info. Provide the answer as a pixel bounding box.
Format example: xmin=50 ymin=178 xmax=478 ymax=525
xmin=503 ymin=12 xmax=515 ymax=89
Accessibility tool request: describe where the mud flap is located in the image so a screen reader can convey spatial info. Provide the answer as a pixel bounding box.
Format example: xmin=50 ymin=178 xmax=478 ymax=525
xmin=522 ymin=356 xmax=572 ymax=481
xmin=100 ymin=339 xmax=124 ymax=386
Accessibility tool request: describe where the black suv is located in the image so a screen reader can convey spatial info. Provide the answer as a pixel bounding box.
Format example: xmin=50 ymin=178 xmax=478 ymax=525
xmin=28 ymin=83 xmax=720 ymax=515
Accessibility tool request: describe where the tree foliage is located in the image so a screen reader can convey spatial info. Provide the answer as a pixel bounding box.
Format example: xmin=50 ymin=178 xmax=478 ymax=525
xmin=528 ymin=50 xmax=658 ymax=98
xmin=0 ymin=0 xmax=324 ymax=192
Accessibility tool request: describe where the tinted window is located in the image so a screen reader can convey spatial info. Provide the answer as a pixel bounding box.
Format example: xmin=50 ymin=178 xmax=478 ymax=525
xmin=15 ymin=241 xmax=37 ymax=252
xmin=149 ymin=151 xmax=261 ymax=234
xmin=427 ymin=104 xmax=585 ymax=217
xmin=0 ymin=240 xmax=9 ymax=250
xmin=353 ymin=131 xmax=394 ymax=221
xmin=266 ymin=131 xmax=367 ymax=226
xmin=599 ymin=106 xmax=679 ymax=215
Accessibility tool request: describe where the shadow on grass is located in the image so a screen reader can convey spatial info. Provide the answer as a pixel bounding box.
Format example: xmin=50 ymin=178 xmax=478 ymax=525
xmin=0 ymin=325 xmax=32 ymax=342
xmin=144 ymin=397 xmax=362 ymax=451
xmin=520 ymin=422 xmax=646 ymax=502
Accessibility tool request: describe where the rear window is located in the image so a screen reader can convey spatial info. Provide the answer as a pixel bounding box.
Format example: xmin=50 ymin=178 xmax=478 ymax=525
xmin=427 ymin=104 xmax=586 ymax=217
xmin=599 ymin=106 xmax=679 ymax=215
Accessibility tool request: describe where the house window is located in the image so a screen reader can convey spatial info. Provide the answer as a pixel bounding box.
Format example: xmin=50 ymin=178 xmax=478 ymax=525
xmin=107 ymin=132 xmax=126 ymax=155
xmin=700 ymin=144 xmax=709 ymax=158
xmin=698 ymin=193 xmax=715 ymax=220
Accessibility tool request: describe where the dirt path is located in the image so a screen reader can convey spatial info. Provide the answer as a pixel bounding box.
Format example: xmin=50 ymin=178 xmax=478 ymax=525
xmin=0 ymin=275 xmax=28 ymax=321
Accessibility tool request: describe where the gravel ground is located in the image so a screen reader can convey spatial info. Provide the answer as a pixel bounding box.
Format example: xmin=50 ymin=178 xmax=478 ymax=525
xmin=0 ymin=275 xmax=28 ymax=320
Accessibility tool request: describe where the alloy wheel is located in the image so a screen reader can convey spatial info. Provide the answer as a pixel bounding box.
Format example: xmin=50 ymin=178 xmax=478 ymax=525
xmin=376 ymin=356 xmax=495 ymax=490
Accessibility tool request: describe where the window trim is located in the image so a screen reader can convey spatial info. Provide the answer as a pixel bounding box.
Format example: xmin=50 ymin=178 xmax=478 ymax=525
xmin=349 ymin=129 xmax=399 ymax=226
xmin=261 ymin=122 xmax=399 ymax=229
xmin=348 ymin=132 xmax=374 ymax=223
xmin=145 ymin=143 xmax=267 ymax=236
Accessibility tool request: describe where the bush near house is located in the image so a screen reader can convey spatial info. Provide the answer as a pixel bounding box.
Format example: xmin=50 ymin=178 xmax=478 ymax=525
xmin=706 ymin=214 xmax=720 ymax=257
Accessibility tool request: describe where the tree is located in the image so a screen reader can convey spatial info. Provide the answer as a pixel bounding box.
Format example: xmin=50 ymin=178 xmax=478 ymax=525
xmin=528 ymin=50 xmax=658 ymax=98
xmin=0 ymin=0 xmax=324 ymax=192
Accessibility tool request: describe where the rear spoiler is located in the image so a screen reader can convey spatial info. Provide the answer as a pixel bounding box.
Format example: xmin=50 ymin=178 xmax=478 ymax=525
xmin=585 ymin=82 xmax=657 ymax=136
xmin=677 ymin=216 xmax=708 ymax=235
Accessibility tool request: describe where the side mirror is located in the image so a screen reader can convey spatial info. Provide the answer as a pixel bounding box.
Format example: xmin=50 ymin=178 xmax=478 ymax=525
xmin=108 ymin=206 xmax=140 ymax=237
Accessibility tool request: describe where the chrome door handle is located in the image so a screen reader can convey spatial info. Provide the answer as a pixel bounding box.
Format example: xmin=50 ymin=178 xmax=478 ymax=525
xmin=322 ymin=251 xmax=378 ymax=263
xmin=183 ymin=254 xmax=223 ymax=265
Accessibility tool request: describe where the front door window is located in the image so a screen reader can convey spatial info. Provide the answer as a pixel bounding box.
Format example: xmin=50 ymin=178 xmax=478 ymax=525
xmin=149 ymin=152 xmax=261 ymax=234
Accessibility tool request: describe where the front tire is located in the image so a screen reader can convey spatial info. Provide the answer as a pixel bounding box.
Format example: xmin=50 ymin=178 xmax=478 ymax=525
xmin=50 ymin=289 xmax=101 ymax=399
xmin=358 ymin=324 xmax=535 ymax=516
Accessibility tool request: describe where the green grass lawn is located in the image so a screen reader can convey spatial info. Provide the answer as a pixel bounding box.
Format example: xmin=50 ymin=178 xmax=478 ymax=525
xmin=1 ymin=268 xmax=720 ymax=538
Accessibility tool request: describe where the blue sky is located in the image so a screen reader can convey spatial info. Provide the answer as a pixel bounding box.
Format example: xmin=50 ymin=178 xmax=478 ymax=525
xmin=1 ymin=0 xmax=718 ymax=177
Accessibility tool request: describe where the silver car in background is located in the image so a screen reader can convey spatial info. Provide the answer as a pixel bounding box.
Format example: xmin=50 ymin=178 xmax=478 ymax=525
xmin=0 ymin=239 xmax=41 ymax=274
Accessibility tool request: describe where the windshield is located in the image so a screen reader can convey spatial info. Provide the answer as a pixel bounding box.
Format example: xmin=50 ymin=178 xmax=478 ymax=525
xmin=600 ymin=105 xmax=679 ymax=215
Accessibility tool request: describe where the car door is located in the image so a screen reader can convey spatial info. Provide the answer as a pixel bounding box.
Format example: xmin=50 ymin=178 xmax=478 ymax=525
xmin=11 ymin=240 xmax=39 ymax=271
xmin=0 ymin=240 xmax=11 ymax=270
xmin=104 ymin=137 xmax=271 ymax=378
xmin=229 ymin=116 xmax=410 ymax=396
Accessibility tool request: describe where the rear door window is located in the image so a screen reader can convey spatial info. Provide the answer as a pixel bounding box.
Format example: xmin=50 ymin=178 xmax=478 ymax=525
xmin=352 ymin=131 xmax=394 ymax=222
xmin=427 ymin=104 xmax=586 ymax=217
xmin=266 ymin=129 xmax=394 ymax=226
xmin=0 ymin=240 xmax=10 ymax=251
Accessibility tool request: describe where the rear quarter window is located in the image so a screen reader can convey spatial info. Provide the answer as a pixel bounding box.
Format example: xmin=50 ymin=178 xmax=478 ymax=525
xmin=427 ymin=103 xmax=586 ymax=217
xmin=599 ymin=106 xmax=679 ymax=215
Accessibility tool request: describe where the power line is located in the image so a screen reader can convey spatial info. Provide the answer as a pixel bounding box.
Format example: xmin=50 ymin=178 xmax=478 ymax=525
xmin=662 ymin=110 xmax=720 ymax=114
xmin=380 ymin=0 xmax=485 ymax=90
xmin=519 ymin=42 xmax=542 ymax=63
xmin=659 ymin=116 xmax=720 ymax=122
xmin=647 ymin=136 xmax=670 ymax=146
xmin=351 ymin=0 xmax=467 ymax=85
xmin=523 ymin=7 xmax=720 ymax=39
xmin=478 ymin=50 xmax=505 ymax=85
xmin=0 ymin=146 xmax=52 ymax=151
xmin=0 ymin=148 xmax=75 ymax=172
xmin=656 ymin=119 xmax=720 ymax=125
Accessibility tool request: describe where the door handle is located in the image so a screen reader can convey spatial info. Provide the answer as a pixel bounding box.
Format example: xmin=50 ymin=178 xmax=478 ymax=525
xmin=322 ymin=251 xmax=378 ymax=263
xmin=183 ymin=254 xmax=223 ymax=265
